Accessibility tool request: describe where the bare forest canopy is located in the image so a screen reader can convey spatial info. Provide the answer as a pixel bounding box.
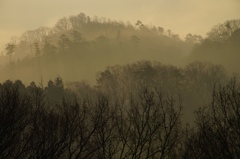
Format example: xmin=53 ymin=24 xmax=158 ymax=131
xmin=0 ymin=12 xmax=239 ymax=85
xmin=0 ymin=72 xmax=239 ymax=158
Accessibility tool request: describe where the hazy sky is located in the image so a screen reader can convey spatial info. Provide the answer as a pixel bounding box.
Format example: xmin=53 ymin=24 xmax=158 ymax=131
xmin=0 ymin=0 xmax=239 ymax=51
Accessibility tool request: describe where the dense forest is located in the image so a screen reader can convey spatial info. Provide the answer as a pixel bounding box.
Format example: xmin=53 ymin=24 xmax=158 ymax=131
xmin=0 ymin=74 xmax=240 ymax=158
xmin=0 ymin=12 xmax=240 ymax=158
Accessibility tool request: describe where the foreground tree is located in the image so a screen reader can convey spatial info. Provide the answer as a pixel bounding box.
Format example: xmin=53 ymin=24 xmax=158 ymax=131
xmin=115 ymin=87 xmax=183 ymax=158
xmin=0 ymin=80 xmax=31 ymax=158
xmin=182 ymin=78 xmax=240 ymax=159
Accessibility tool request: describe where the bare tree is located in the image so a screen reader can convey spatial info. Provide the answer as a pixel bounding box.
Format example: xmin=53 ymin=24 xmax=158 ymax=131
xmin=115 ymin=87 xmax=182 ymax=159
xmin=0 ymin=80 xmax=31 ymax=159
xmin=182 ymin=78 xmax=240 ymax=159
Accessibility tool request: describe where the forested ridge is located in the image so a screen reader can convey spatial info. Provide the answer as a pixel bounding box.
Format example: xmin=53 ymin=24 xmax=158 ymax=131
xmin=0 ymin=12 xmax=240 ymax=158
xmin=1 ymin=13 xmax=239 ymax=84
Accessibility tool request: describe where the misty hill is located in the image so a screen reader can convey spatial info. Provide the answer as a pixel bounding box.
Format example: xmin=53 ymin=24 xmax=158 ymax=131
xmin=0 ymin=13 xmax=195 ymax=85
xmin=188 ymin=19 xmax=240 ymax=73
xmin=0 ymin=13 xmax=239 ymax=85
xmin=9 ymin=13 xmax=190 ymax=60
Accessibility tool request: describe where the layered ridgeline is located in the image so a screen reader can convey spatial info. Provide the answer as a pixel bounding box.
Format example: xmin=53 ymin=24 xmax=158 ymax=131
xmin=0 ymin=12 xmax=240 ymax=158
xmin=0 ymin=12 xmax=199 ymax=84
xmin=0 ymin=12 xmax=239 ymax=85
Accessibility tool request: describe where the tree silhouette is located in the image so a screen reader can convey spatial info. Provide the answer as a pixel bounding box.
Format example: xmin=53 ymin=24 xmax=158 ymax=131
xmin=181 ymin=78 xmax=240 ymax=159
xmin=5 ymin=43 xmax=16 ymax=63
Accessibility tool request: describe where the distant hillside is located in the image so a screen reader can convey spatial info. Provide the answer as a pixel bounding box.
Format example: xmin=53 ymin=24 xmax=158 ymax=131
xmin=0 ymin=13 xmax=195 ymax=85
xmin=188 ymin=19 xmax=240 ymax=73
xmin=0 ymin=13 xmax=239 ymax=85
xmin=3 ymin=13 xmax=193 ymax=60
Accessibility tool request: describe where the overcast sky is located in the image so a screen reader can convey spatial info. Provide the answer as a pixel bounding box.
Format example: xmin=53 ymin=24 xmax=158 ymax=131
xmin=0 ymin=0 xmax=240 ymax=50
